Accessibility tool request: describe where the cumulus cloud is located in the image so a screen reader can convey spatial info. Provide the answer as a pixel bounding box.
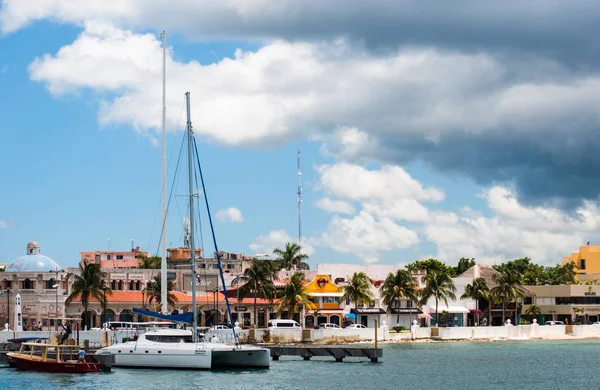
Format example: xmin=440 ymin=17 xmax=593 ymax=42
xmin=317 ymin=162 xmax=443 ymax=222
xmin=3 ymin=1 xmax=600 ymax=65
xmin=215 ymin=207 xmax=244 ymax=222
xmin=423 ymin=186 xmax=600 ymax=266
xmin=315 ymin=197 xmax=355 ymax=215
xmin=249 ymin=229 xmax=315 ymax=257
xmin=28 ymin=23 xmax=600 ymax=205
xmin=315 ymin=212 xmax=420 ymax=264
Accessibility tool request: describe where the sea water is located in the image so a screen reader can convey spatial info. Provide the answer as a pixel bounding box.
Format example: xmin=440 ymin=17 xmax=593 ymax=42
xmin=2 ymin=339 xmax=598 ymax=389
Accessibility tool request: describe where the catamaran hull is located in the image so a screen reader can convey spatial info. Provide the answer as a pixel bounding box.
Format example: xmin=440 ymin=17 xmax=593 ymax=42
xmin=8 ymin=354 xmax=102 ymax=373
xmin=98 ymin=347 xmax=211 ymax=370
xmin=211 ymin=347 xmax=270 ymax=368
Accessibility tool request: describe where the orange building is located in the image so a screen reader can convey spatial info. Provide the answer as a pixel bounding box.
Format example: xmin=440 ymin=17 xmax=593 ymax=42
xmin=562 ymin=245 xmax=600 ymax=279
xmin=303 ymin=274 xmax=344 ymax=328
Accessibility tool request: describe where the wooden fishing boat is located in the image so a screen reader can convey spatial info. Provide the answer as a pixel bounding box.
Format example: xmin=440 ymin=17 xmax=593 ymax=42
xmin=8 ymin=341 xmax=102 ymax=373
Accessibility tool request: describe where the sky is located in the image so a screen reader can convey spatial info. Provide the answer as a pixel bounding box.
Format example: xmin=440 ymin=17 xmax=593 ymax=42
xmin=2 ymin=1 xmax=600 ymax=269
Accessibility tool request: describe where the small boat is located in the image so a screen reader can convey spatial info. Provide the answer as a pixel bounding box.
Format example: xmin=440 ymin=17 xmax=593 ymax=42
xmin=8 ymin=342 xmax=103 ymax=373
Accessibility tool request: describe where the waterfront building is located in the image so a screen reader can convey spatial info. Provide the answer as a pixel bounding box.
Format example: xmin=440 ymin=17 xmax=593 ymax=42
xmin=0 ymin=242 xmax=67 ymax=329
xmin=80 ymin=247 xmax=150 ymax=269
xmin=521 ymin=284 xmax=600 ymax=324
xmin=302 ymin=274 xmax=344 ymax=328
xmin=562 ymin=245 xmax=600 ymax=280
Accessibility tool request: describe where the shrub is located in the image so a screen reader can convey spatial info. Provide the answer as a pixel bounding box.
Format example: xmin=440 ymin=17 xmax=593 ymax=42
xmin=391 ymin=326 xmax=406 ymax=332
xmin=519 ymin=319 xmax=530 ymax=325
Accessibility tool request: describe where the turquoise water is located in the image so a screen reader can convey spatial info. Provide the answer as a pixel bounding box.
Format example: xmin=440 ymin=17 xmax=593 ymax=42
xmin=2 ymin=340 xmax=598 ymax=389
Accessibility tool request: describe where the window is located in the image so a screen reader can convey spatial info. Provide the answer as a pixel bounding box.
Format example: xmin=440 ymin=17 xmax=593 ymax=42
xmin=106 ymin=255 xmax=112 ymax=260
xmin=406 ymin=300 xmax=413 ymax=308
xmin=580 ymin=259 xmax=586 ymax=270
xmin=524 ymin=297 xmax=533 ymax=305
xmin=368 ymin=300 xmax=375 ymax=308
xmin=136 ymin=281 xmax=141 ymax=291
xmin=212 ymin=264 xmax=219 ymax=269
xmin=322 ymin=296 xmax=339 ymax=304
xmin=117 ymin=280 xmax=123 ymax=290
xmin=226 ymin=264 xmax=235 ymax=270
xmin=198 ymin=264 xmax=206 ymax=269
xmin=111 ymin=280 xmax=117 ymax=290
xmin=21 ymin=278 xmax=34 ymax=289
xmin=129 ymin=280 xmax=134 ymax=290
xmin=45 ymin=278 xmax=56 ymax=289
xmin=116 ymin=255 xmax=123 ymax=260
xmin=3 ymin=281 xmax=11 ymax=290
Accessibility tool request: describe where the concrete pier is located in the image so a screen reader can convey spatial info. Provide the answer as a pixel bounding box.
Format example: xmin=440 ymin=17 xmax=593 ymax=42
xmin=266 ymin=346 xmax=382 ymax=362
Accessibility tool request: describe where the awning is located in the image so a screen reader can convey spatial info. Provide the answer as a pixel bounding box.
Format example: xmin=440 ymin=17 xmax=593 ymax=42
xmin=351 ymin=308 xmax=386 ymax=315
xmin=391 ymin=308 xmax=423 ymax=314
xmin=469 ymin=309 xmax=482 ymax=313
xmin=132 ymin=308 xmax=193 ymax=324
xmin=419 ymin=313 xmax=433 ymax=319
xmin=430 ymin=306 xmax=470 ymax=314
xmin=308 ymin=292 xmax=344 ymax=297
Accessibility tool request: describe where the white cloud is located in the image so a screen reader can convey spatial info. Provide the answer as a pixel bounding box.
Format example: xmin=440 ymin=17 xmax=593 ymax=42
xmin=316 ymin=162 xmax=444 ymax=222
xmin=28 ymin=24 xmax=600 ymax=151
xmin=315 ymin=197 xmax=355 ymax=215
xmin=0 ymin=220 xmax=8 ymax=228
xmin=424 ymin=186 xmax=600 ymax=266
xmin=215 ymin=207 xmax=244 ymax=222
xmin=250 ymin=229 xmax=315 ymax=257
xmin=316 ymin=211 xmax=420 ymax=263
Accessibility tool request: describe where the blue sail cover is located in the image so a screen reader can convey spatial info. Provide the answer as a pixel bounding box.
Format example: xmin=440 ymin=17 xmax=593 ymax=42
xmin=132 ymin=308 xmax=194 ymax=324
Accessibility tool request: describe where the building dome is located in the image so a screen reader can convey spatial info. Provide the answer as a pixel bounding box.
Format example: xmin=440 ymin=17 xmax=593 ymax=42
xmin=6 ymin=242 xmax=62 ymax=272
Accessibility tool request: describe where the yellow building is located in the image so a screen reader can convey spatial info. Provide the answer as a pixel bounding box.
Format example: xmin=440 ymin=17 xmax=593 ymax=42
xmin=303 ymin=274 xmax=344 ymax=328
xmin=562 ymin=245 xmax=600 ymax=278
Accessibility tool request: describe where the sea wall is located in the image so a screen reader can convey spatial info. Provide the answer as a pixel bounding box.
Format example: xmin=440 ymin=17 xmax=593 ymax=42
xmin=4 ymin=324 xmax=600 ymax=345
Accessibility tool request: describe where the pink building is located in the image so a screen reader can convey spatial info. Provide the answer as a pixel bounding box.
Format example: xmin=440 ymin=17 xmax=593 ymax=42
xmin=80 ymin=247 xmax=150 ymax=269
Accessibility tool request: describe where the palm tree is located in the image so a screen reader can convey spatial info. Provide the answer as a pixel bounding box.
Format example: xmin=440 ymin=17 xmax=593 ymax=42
xmin=379 ymin=269 xmax=418 ymax=325
xmin=491 ymin=270 xmax=525 ymax=325
xmin=65 ymin=261 xmax=112 ymax=330
xmin=341 ymin=272 xmax=374 ymax=324
xmin=143 ymin=275 xmax=178 ymax=309
xmin=480 ymin=289 xmax=499 ymax=326
xmin=461 ymin=277 xmax=489 ymax=326
xmin=419 ymin=270 xmax=456 ymax=327
xmin=525 ymin=304 xmax=541 ymax=323
xmin=273 ymin=242 xmax=309 ymax=271
xmin=137 ymin=254 xmax=160 ymax=269
xmin=277 ymin=272 xmax=315 ymax=322
xmin=232 ymin=260 xmax=277 ymax=326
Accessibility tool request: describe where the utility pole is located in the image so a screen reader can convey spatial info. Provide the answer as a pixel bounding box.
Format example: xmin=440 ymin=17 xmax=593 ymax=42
xmin=297 ymin=150 xmax=302 ymax=269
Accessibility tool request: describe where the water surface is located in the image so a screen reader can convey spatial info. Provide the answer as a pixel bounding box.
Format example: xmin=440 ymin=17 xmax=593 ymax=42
xmin=2 ymin=340 xmax=597 ymax=389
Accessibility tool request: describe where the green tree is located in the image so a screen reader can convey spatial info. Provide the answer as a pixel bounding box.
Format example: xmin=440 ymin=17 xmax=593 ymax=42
xmin=65 ymin=261 xmax=112 ymax=330
xmin=277 ymin=272 xmax=315 ymax=322
xmin=419 ymin=269 xmax=457 ymax=327
xmin=379 ymin=269 xmax=418 ymax=325
xmin=407 ymin=258 xmax=456 ymax=277
xmin=525 ymin=304 xmax=541 ymax=322
xmin=461 ymin=277 xmax=489 ymax=325
xmin=491 ymin=270 xmax=525 ymax=324
xmin=143 ymin=275 xmax=178 ymax=309
xmin=454 ymin=258 xmax=476 ymax=276
xmin=545 ymin=262 xmax=577 ymax=285
xmin=232 ymin=260 xmax=277 ymax=326
xmin=272 ymin=242 xmax=310 ymax=271
xmin=136 ymin=254 xmax=161 ymax=269
xmin=341 ymin=272 xmax=375 ymax=324
xmin=493 ymin=257 xmax=533 ymax=276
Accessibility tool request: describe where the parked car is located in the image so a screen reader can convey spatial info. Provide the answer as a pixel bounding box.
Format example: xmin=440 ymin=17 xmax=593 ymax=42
xmin=267 ymin=319 xmax=302 ymax=328
xmin=319 ymin=323 xmax=340 ymax=329
xmin=544 ymin=320 xmax=565 ymax=326
xmin=345 ymin=324 xmax=367 ymax=329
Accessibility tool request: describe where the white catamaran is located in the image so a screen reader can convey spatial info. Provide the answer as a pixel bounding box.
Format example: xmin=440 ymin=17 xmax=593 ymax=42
xmin=98 ymin=33 xmax=270 ymax=369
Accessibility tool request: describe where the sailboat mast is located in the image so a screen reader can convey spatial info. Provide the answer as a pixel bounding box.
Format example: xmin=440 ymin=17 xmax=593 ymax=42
xmin=185 ymin=92 xmax=198 ymax=342
xmin=160 ymin=31 xmax=168 ymax=314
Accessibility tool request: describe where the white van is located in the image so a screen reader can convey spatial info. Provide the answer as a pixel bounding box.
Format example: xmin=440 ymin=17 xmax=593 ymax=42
xmin=267 ymin=319 xmax=302 ymax=328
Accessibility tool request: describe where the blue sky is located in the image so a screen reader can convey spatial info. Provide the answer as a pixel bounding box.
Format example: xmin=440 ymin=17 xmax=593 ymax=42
xmin=2 ymin=2 xmax=600 ymax=269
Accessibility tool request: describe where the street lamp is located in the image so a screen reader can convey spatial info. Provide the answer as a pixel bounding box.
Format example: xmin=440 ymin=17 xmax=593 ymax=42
xmin=6 ymin=288 xmax=10 ymax=330
xmin=49 ymin=268 xmax=64 ymax=331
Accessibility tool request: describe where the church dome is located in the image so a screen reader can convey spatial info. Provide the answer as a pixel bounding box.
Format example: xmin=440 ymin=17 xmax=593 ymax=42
xmin=6 ymin=242 xmax=62 ymax=272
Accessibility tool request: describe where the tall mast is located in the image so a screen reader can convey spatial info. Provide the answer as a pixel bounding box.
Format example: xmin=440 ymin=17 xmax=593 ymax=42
xmin=160 ymin=31 xmax=168 ymax=314
xmin=297 ymin=150 xmax=302 ymax=254
xmin=185 ymin=92 xmax=198 ymax=342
